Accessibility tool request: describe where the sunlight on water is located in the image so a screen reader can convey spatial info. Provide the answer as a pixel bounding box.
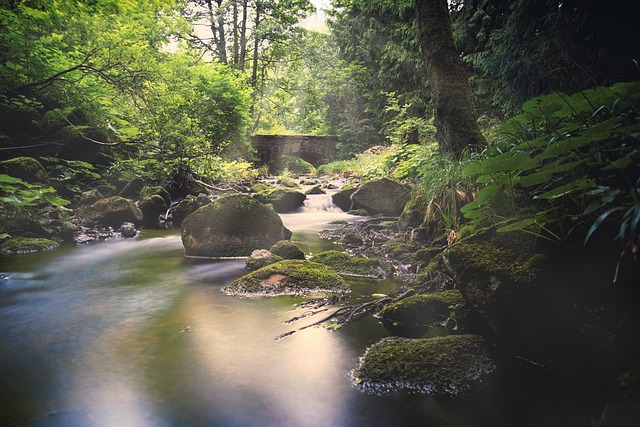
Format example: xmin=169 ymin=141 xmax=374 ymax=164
xmin=0 ymin=197 xmax=494 ymax=427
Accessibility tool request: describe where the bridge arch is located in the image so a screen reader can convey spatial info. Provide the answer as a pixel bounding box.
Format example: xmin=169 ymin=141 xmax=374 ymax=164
xmin=251 ymin=135 xmax=338 ymax=170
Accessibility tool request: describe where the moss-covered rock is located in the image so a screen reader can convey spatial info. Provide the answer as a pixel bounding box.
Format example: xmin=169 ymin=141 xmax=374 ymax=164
xmin=352 ymin=334 xmax=496 ymax=396
xmin=378 ymin=289 xmax=463 ymax=328
xmin=245 ymin=249 xmax=283 ymax=271
xmin=222 ymin=259 xmax=350 ymax=297
xmin=88 ymin=196 xmax=142 ymax=228
xmin=139 ymin=195 xmax=167 ymax=228
xmin=269 ymin=240 xmax=306 ymax=260
xmin=350 ymin=178 xmax=410 ymax=216
xmin=254 ymin=187 xmax=306 ymax=213
xmin=0 ymin=237 xmax=59 ymax=254
xmin=312 ymin=250 xmax=383 ymax=278
xmin=305 ymin=185 xmax=326 ymax=195
xmin=0 ymin=156 xmax=49 ymax=184
xmin=181 ymin=194 xmax=291 ymax=258
xmin=444 ymin=227 xmax=640 ymax=380
xmin=331 ymin=185 xmax=355 ymax=212
xmin=118 ymin=177 xmax=144 ymax=199
xmin=140 ymin=185 xmax=172 ymax=205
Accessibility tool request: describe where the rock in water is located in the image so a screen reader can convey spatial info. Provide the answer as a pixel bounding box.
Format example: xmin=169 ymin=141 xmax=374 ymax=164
xmin=181 ymin=194 xmax=291 ymax=257
xmin=350 ymin=178 xmax=410 ymax=216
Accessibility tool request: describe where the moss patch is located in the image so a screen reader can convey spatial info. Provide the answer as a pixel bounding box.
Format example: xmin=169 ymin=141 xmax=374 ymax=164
xmin=352 ymin=334 xmax=496 ymax=397
xmin=270 ymin=240 xmax=306 ymax=260
xmin=312 ymin=250 xmax=382 ymax=277
xmin=0 ymin=156 xmax=49 ymax=185
xmin=378 ymin=289 xmax=463 ymax=327
xmin=0 ymin=237 xmax=59 ymax=254
xmin=222 ymin=259 xmax=350 ymax=297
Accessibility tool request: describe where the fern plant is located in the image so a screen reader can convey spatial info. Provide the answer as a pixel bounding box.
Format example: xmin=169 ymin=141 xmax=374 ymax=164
xmin=460 ymin=82 xmax=640 ymax=245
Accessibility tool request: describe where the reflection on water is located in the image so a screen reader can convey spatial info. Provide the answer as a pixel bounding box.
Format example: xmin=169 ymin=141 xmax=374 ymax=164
xmin=0 ymin=193 xmax=501 ymax=427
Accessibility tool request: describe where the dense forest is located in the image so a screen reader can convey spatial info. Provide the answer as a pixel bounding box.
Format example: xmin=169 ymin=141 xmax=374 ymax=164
xmin=1 ymin=0 xmax=640 ymax=425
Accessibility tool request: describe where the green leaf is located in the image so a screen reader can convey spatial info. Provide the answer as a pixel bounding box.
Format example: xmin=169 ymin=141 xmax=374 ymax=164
xmin=533 ymin=178 xmax=594 ymax=200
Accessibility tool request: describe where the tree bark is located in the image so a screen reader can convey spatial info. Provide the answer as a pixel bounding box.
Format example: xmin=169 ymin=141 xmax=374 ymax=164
xmin=238 ymin=0 xmax=248 ymax=70
xmin=216 ymin=0 xmax=228 ymax=63
xmin=415 ymin=0 xmax=486 ymax=158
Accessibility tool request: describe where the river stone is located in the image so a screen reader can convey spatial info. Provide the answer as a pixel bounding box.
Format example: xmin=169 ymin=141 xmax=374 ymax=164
xmin=350 ymin=178 xmax=410 ymax=216
xmin=222 ymin=259 xmax=349 ymax=297
xmin=331 ymin=185 xmax=356 ymax=212
xmin=0 ymin=237 xmax=59 ymax=254
xmin=269 ymin=240 xmax=306 ymax=260
xmin=139 ymin=195 xmax=167 ymax=228
xmin=312 ymin=250 xmax=383 ymax=277
xmin=246 ymin=249 xmax=283 ymax=271
xmin=254 ymin=187 xmax=306 ymax=213
xmin=89 ymin=196 xmax=143 ymax=228
xmin=353 ymin=334 xmax=496 ymax=397
xmin=378 ymin=289 xmax=463 ymax=327
xmin=181 ymin=194 xmax=291 ymax=258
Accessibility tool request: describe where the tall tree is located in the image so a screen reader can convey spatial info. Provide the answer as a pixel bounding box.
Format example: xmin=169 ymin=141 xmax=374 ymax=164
xmin=415 ymin=0 xmax=485 ymax=157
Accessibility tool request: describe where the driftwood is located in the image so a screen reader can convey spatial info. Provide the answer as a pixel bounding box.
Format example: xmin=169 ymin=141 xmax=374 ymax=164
xmin=275 ymin=273 xmax=452 ymax=341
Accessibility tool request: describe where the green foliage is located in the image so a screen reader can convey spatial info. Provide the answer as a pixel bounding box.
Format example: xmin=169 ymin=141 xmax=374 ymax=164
xmin=0 ymin=174 xmax=71 ymax=233
xmin=461 ymin=82 xmax=640 ymax=245
xmin=41 ymin=156 xmax=101 ymax=195
xmin=269 ymin=155 xmax=315 ymax=175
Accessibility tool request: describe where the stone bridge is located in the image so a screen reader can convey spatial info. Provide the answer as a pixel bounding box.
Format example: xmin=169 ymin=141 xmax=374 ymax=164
xmin=251 ymin=134 xmax=338 ymax=169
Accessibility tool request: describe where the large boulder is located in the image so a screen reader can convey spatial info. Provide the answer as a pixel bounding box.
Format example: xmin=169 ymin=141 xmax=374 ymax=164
xmin=350 ymin=178 xmax=410 ymax=216
xmin=352 ymin=334 xmax=496 ymax=397
xmin=181 ymin=194 xmax=291 ymax=257
xmin=444 ymin=227 xmax=640 ymax=381
xmin=0 ymin=156 xmax=49 ymax=184
xmin=87 ymin=196 xmax=142 ymax=228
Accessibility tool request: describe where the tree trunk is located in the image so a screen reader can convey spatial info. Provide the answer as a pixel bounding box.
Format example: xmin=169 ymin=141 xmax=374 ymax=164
xmin=251 ymin=1 xmax=261 ymax=89
xmin=238 ymin=0 xmax=248 ymax=70
xmin=415 ymin=0 xmax=486 ymax=158
xmin=216 ymin=0 xmax=228 ymax=63
xmin=232 ymin=1 xmax=239 ymax=66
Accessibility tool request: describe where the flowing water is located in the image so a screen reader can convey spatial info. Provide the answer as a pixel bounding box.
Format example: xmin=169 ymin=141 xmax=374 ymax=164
xmin=0 ymin=187 xmax=592 ymax=427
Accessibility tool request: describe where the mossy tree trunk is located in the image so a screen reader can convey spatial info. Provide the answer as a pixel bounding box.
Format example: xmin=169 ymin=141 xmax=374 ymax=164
xmin=416 ymin=0 xmax=486 ymax=158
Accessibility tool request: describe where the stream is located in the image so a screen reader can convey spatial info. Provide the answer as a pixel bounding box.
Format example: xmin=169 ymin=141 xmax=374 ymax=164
xmin=0 ymin=186 xmax=541 ymax=427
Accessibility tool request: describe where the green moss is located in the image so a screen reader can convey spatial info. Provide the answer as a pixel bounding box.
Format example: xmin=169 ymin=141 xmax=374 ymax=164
xmin=378 ymin=290 xmax=463 ymax=326
xmin=312 ymin=250 xmax=382 ymax=277
xmin=0 ymin=237 xmax=59 ymax=254
xmin=269 ymin=240 xmax=306 ymax=260
xmin=222 ymin=259 xmax=350 ymax=297
xmin=140 ymin=185 xmax=172 ymax=204
xmin=384 ymin=242 xmax=418 ymax=259
xmin=446 ymin=229 xmax=546 ymax=284
xmin=91 ymin=196 xmax=142 ymax=227
xmin=0 ymin=156 xmax=49 ymax=184
xmin=353 ymin=334 xmax=496 ymax=396
xmin=305 ymin=185 xmax=326 ymax=195
xmin=340 ymin=232 xmax=364 ymax=246
xmin=245 ymin=251 xmax=283 ymax=271
xmin=275 ymin=176 xmax=301 ymax=188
